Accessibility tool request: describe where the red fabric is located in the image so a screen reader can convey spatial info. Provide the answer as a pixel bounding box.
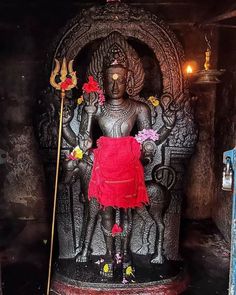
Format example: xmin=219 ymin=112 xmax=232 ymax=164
xmin=88 ymin=136 xmax=149 ymax=208
xmin=112 ymin=224 xmax=123 ymax=236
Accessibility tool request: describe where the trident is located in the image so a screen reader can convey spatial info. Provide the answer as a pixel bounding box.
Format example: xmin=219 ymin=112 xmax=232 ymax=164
xmin=47 ymin=57 xmax=77 ymax=295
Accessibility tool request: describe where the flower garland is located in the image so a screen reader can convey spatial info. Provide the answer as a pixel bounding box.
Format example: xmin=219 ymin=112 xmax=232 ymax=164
xmin=82 ymin=76 xmax=105 ymax=105
xmin=135 ymin=129 xmax=159 ymax=144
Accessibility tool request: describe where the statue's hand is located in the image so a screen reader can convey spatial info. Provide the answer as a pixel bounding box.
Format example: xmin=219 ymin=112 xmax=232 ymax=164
xmin=83 ymin=92 xmax=98 ymax=115
xmin=62 ymin=103 xmax=74 ymax=125
xmin=162 ymin=102 xmax=176 ymax=129
xmin=141 ymin=140 xmax=156 ymax=165
xmin=78 ymin=133 xmax=93 ymax=153
xmin=84 ymin=105 xmax=97 ymax=115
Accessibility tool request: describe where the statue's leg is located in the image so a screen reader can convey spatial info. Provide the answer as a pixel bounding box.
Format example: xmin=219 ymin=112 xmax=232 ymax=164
xmin=76 ymin=198 xmax=100 ymax=263
xmin=147 ymin=182 xmax=170 ymax=264
xmin=135 ymin=206 xmax=155 ymax=255
xmin=114 ymin=209 xmax=122 ymax=255
xmin=62 ymin=159 xmax=80 ymax=185
xmin=101 ymin=206 xmax=115 ymax=258
xmin=122 ymin=209 xmax=135 ymax=283
xmin=149 ymin=206 xmax=165 ymax=264
xmin=122 ymin=209 xmax=132 ymax=262
xmin=100 ymin=206 xmax=115 ymax=278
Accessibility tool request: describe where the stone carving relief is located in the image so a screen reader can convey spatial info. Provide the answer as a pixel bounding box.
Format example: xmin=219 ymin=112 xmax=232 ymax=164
xmin=36 ymin=1 xmax=197 ymax=288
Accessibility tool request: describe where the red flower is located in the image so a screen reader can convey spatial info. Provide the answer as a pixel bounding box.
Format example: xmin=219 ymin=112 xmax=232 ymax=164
xmin=82 ymin=76 xmax=99 ymax=93
xmin=112 ymin=224 xmax=123 ymax=236
xmin=61 ymin=77 xmax=73 ymax=90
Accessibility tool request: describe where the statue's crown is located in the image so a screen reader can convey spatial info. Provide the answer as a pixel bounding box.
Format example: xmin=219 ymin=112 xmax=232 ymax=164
xmin=104 ymin=44 xmax=128 ymax=69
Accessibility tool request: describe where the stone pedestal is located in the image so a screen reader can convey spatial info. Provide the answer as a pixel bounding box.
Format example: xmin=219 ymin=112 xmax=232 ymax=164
xmin=50 ymin=259 xmax=189 ymax=295
xmin=51 ymin=274 xmax=189 ymax=295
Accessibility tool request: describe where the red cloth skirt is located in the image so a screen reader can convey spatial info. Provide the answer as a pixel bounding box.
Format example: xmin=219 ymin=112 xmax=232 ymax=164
xmin=88 ymin=136 xmax=149 ymax=208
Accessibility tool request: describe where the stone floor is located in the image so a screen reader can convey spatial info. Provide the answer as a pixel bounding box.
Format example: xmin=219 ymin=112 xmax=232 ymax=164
xmin=181 ymin=219 xmax=230 ymax=295
xmin=0 ymin=219 xmax=230 ymax=295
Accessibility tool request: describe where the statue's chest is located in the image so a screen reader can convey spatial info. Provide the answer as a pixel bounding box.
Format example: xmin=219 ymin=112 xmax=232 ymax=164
xmin=98 ymin=105 xmax=137 ymax=136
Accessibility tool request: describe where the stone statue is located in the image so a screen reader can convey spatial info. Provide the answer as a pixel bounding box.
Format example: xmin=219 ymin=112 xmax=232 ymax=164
xmin=60 ymin=31 xmax=175 ymax=281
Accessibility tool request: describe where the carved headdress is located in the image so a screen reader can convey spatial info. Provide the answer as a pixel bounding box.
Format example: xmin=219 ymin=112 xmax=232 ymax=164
xmin=103 ymin=44 xmax=128 ymax=69
xmin=87 ymin=31 xmax=144 ymax=97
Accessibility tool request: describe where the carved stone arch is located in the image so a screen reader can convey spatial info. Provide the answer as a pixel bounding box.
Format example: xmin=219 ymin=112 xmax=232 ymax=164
xmin=51 ymin=2 xmax=186 ymax=104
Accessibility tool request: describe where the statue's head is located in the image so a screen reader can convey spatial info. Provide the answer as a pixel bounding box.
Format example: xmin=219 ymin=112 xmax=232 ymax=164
xmin=103 ymin=45 xmax=128 ymax=99
xmin=87 ymin=31 xmax=145 ymax=99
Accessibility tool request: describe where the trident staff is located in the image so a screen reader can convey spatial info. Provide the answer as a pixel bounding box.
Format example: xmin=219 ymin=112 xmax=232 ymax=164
xmin=47 ymin=58 xmax=77 ymax=295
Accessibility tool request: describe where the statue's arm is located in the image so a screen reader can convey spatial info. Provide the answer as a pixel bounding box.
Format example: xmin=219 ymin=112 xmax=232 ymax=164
xmin=156 ymin=104 xmax=176 ymax=145
xmin=78 ymin=104 xmax=98 ymax=152
xmin=62 ymin=102 xmax=77 ymax=147
xmin=136 ymin=100 xmax=176 ymax=146
xmin=79 ymin=106 xmax=90 ymax=135
xmin=136 ymin=103 xmax=152 ymax=131
xmin=136 ymin=103 xmax=156 ymax=165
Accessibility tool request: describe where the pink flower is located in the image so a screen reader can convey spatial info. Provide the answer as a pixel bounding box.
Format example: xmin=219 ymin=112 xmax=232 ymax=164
xmin=98 ymin=89 xmax=105 ymax=105
xmin=67 ymin=153 xmax=77 ymax=160
xmin=122 ymin=277 xmax=128 ymax=284
xmin=115 ymin=253 xmax=122 ymax=264
xmin=135 ymin=129 xmax=159 ymax=144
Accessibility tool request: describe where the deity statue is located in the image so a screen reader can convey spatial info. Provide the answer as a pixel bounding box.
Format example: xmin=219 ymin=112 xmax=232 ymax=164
xmin=36 ymin=3 xmax=198 ymax=293
xmin=60 ymin=31 xmax=175 ymax=282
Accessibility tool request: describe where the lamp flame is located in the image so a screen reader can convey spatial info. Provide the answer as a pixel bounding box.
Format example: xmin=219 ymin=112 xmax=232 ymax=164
xmin=186 ymin=65 xmax=193 ymax=74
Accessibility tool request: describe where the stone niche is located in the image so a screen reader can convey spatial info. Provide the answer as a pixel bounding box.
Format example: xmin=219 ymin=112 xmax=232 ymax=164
xmin=37 ymin=1 xmax=197 ymax=294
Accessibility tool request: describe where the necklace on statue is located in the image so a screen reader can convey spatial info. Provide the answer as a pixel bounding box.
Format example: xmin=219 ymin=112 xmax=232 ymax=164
xmin=102 ymin=100 xmax=132 ymax=119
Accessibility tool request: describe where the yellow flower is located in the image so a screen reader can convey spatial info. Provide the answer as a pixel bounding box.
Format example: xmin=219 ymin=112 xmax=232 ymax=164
xmin=125 ymin=266 xmax=134 ymax=276
xmin=77 ymin=96 xmax=84 ymax=105
xmin=103 ymin=264 xmax=109 ymax=273
xmin=148 ymin=96 xmax=159 ymax=107
xmin=72 ymin=146 xmax=83 ymax=159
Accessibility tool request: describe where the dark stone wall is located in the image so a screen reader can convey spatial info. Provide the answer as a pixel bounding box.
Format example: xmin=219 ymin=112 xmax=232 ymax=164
xmin=0 ymin=3 xmax=53 ymax=269
xmin=185 ymin=84 xmax=217 ymax=219
xmin=182 ymin=28 xmax=219 ymax=219
xmin=212 ymin=28 xmax=236 ymax=242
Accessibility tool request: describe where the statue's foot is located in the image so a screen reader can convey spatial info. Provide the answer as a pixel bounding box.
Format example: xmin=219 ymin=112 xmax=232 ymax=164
xmin=122 ymin=262 xmax=135 ymax=284
xmin=136 ymin=243 xmax=149 ymax=255
xmin=150 ymin=254 xmax=165 ymax=264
